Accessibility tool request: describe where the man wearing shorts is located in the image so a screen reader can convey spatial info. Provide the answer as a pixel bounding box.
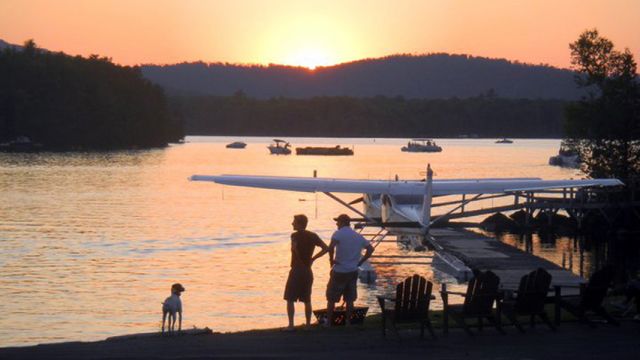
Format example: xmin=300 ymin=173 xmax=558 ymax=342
xmin=325 ymin=214 xmax=374 ymax=326
xmin=283 ymin=214 xmax=329 ymax=330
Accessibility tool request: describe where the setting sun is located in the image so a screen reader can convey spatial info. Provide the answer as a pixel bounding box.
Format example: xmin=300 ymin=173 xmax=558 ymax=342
xmin=286 ymin=47 xmax=334 ymax=69
xmin=1 ymin=1 xmax=639 ymax=68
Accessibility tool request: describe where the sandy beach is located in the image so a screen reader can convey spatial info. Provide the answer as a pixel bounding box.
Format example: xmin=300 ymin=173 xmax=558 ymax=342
xmin=2 ymin=319 xmax=639 ymax=360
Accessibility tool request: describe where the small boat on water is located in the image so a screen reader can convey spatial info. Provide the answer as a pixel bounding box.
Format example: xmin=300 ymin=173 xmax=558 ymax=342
xmin=226 ymin=141 xmax=247 ymax=149
xmin=267 ymin=139 xmax=291 ymax=155
xmin=295 ymin=145 xmax=353 ymax=156
xmin=0 ymin=136 xmax=43 ymax=152
xmin=401 ymin=139 xmax=442 ymax=153
xmin=495 ymin=138 xmax=513 ymax=144
xmin=549 ymin=148 xmax=580 ymax=168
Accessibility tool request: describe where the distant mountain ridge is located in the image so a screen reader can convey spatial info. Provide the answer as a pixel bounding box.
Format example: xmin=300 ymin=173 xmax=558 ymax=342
xmin=142 ymin=54 xmax=583 ymax=100
xmin=1 ymin=39 xmax=581 ymax=100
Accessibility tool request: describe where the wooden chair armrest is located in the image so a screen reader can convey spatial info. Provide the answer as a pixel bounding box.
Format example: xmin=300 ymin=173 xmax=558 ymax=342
xmin=441 ymin=290 xmax=466 ymax=297
xmin=377 ymin=296 xmax=394 ymax=312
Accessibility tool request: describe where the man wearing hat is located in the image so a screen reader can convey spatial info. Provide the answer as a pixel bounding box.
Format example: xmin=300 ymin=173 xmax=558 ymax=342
xmin=325 ymin=214 xmax=374 ymax=326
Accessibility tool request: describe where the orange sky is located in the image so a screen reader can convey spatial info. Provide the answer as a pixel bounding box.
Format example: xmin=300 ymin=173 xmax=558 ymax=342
xmin=1 ymin=0 xmax=638 ymax=69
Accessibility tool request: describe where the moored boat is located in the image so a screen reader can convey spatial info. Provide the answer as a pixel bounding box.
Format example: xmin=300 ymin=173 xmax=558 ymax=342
xmin=401 ymin=139 xmax=442 ymax=152
xmin=267 ymin=139 xmax=291 ymax=155
xmin=295 ymin=145 xmax=353 ymax=156
xmin=0 ymin=136 xmax=43 ymax=152
xmin=226 ymin=141 xmax=247 ymax=149
xmin=495 ymin=138 xmax=513 ymax=144
xmin=549 ymin=147 xmax=580 ymax=168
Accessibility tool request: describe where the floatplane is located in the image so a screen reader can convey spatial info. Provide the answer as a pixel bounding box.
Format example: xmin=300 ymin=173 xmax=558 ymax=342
xmin=190 ymin=166 xmax=622 ymax=280
xmin=190 ymin=165 xmax=622 ymax=236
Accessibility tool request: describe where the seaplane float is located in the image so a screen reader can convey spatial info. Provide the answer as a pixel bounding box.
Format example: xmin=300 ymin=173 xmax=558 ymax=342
xmin=189 ymin=166 xmax=622 ymax=280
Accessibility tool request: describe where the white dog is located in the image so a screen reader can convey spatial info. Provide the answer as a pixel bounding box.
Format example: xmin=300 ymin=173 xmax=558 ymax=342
xmin=162 ymin=283 xmax=185 ymax=333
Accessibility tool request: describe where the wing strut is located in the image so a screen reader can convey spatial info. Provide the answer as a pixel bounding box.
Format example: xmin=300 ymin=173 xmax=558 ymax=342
xmin=323 ymin=192 xmax=374 ymax=223
xmin=429 ymin=193 xmax=484 ymax=228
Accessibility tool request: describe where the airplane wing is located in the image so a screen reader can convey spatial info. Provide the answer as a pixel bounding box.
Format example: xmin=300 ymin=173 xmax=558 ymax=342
xmin=190 ymin=175 xmax=425 ymax=195
xmin=190 ymin=175 xmax=623 ymax=196
xmin=433 ymin=179 xmax=623 ymax=195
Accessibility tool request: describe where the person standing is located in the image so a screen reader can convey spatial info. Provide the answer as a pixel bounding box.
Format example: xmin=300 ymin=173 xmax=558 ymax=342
xmin=325 ymin=214 xmax=374 ymax=326
xmin=283 ymin=214 xmax=329 ymax=330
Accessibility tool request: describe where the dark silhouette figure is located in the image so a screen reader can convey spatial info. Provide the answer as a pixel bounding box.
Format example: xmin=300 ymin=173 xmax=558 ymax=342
xmin=283 ymin=214 xmax=328 ymax=330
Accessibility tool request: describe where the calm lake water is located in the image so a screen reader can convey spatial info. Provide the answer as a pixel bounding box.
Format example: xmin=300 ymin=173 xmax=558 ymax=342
xmin=0 ymin=137 xmax=595 ymax=346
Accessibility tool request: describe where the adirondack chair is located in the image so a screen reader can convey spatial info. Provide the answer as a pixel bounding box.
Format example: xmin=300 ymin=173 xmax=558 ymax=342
xmin=441 ymin=270 xmax=505 ymax=335
xmin=554 ymin=265 xmax=619 ymax=326
xmin=377 ymin=274 xmax=436 ymax=339
xmin=501 ymin=268 xmax=555 ymax=332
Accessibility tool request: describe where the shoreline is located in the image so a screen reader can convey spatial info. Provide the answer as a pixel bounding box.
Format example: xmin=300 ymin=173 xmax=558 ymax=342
xmin=2 ymin=317 xmax=639 ymax=359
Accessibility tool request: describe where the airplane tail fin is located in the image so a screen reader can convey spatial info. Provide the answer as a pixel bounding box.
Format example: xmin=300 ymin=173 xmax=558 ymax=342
xmin=421 ymin=164 xmax=433 ymax=231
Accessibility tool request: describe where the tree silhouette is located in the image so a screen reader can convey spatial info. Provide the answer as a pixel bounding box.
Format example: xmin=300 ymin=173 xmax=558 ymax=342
xmin=0 ymin=40 xmax=184 ymax=150
xmin=175 ymin=95 xmax=566 ymax=138
xmin=564 ymin=29 xmax=640 ymax=179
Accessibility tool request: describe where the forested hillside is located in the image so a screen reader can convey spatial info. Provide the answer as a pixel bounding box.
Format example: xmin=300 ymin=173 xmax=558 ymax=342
xmin=175 ymin=94 xmax=566 ymax=138
xmin=0 ymin=41 xmax=184 ymax=150
xmin=145 ymin=54 xmax=583 ymax=100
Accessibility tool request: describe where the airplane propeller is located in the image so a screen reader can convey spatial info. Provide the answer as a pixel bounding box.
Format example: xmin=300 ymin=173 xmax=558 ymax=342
xmin=348 ymin=196 xmax=364 ymax=205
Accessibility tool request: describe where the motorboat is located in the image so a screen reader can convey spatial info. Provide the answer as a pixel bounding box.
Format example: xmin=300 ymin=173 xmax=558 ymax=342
xmin=401 ymin=139 xmax=442 ymax=152
xmin=295 ymin=145 xmax=353 ymax=156
xmin=495 ymin=138 xmax=513 ymax=144
xmin=226 ymin=141 xmax=247 ymax=149
xmin=549 ymin=147 xmax=580 ymax=168
xmin=267 ymin=139 xmax=291 ymax=155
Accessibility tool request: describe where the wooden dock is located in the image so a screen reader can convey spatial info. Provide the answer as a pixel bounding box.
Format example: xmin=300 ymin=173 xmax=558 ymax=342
xmin=428 ymin=227 xmax=584 ymax=292
xmin=430 ymin=185 xmax=640 ymax=228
